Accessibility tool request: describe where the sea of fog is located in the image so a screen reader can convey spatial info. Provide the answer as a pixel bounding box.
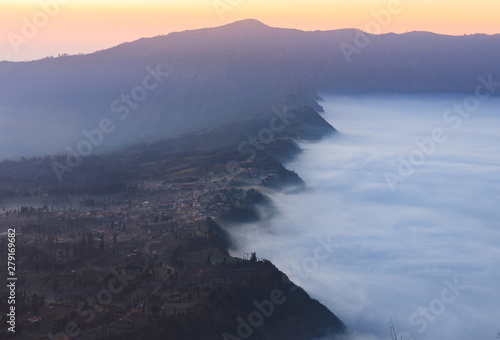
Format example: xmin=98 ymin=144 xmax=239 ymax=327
xmin=228 ymin=94 xmax=500 ymax=340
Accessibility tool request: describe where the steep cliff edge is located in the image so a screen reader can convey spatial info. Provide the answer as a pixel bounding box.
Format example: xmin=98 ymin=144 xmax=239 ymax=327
xmin=105 ymin=260 xmax=346 ymax=340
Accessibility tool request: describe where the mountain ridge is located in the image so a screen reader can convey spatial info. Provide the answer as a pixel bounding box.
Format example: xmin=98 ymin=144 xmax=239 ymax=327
xmin=3 ymin=19 xmax=500 ymax=65
xmin=1 ymin=19 xmax=499 ymax=159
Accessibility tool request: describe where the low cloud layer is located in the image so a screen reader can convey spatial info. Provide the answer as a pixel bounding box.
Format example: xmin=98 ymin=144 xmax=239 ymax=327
xmin=228 ymin=94 xmax=500 ymax=340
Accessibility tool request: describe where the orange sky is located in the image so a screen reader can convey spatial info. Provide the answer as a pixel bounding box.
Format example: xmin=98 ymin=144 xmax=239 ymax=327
xmin=1 ymin=0 xmax=499 ymax=62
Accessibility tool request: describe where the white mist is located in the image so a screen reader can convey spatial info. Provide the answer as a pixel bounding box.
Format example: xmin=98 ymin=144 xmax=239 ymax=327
xmin=228 ymin=94 xmax=500 ymax=340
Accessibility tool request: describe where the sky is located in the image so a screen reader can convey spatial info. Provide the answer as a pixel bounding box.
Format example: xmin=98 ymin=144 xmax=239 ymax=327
xmin=1 ymin=0 xmax=499 ymax=61
xmin=227 ymin=94 xmax=500 ymax=340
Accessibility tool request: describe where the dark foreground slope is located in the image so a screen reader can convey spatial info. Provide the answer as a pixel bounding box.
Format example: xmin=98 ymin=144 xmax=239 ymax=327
xmin=0 ymin=212 xmax=345 ymax=340
xmin=105 ymin=261 xmax=345 ymax=340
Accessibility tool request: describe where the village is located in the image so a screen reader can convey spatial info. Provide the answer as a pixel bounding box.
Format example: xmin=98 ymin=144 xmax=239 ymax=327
xmin=0 ymin=169 xmax=278 ymax=339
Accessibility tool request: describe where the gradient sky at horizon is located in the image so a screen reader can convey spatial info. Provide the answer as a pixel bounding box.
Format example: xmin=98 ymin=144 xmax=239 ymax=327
xmin=1 ymin=0 xmax=499 ymax=61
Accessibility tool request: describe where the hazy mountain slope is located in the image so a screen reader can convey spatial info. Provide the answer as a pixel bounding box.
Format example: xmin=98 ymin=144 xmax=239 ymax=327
xmin=0 ymin=105 xmax=334 ymax=191
xmin=1 ymin=19 xmax=499 ymax=158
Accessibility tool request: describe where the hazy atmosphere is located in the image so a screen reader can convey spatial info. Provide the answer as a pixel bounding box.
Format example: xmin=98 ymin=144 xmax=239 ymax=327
xmin=1 ymin=1 xmax=499 ymax=339
xmin=228 ymin=94 xmax=500 ymax=340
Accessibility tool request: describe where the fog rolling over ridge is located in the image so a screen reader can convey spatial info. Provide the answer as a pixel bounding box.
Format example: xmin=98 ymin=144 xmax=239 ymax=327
xmin=228 ymin=95 xmax=500 ymax=340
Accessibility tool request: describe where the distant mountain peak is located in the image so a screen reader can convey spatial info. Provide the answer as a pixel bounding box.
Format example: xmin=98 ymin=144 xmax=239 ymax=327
xmin=221 ymin=19 xmax=269 ymax=30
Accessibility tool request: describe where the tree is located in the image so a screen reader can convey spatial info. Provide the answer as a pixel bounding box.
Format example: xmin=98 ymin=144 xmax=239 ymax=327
xmin=100 ymin=233 xmax=105 ymax=252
